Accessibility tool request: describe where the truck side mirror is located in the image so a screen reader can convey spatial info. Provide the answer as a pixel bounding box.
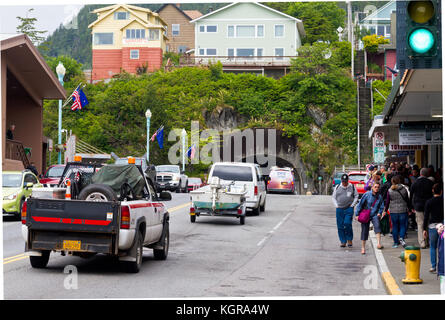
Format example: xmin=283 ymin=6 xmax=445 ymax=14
xmin=159 ymin=191 xmax=172 ymax=201
xmin=25 ymin=182 xmax=34 ymax=189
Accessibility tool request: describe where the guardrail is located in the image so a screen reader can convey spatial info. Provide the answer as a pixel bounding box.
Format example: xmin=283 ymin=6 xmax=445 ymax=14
xmin=5 ymin=139 xmax=30 ymax=168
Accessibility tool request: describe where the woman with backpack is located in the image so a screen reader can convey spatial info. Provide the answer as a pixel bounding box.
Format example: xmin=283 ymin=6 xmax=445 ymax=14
xmin=384 ymin=175 xmax=410 ymax=248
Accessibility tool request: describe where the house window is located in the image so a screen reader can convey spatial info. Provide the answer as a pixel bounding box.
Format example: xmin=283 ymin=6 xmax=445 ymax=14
xmin=206 ymin=48 xmax=217 ymax=55
xmin=257 ymin=48 xmax=263 ymax=57
xmin=275 ymin=48 xmax=284 ymax=60
xmin=368 ymin=26 xmax=376 ymax=34
xmin=228 ymin=48 xmax=234 ymax=57
xmin=228 ymin=25 xmax=235 ymax=38
xmin=257 ymin=25 xmax=264 ymax=37
xmin=114 ymin=11 xmax=129 ymax=20
xmin=126 ymin=29 xmax=145 ymax=39
xmin=172 ymin=24 xmax=180 ymax=36
xmin=199 ymin=48 xmax=205 ymax=55
xmin=377 ymin=25 xmax=385 ymax=36
xmin=236 ymin=48 xmax=255 ymax=57
xmin=94 ymin=32 xmax=113 ymax=45
xmin=385 ymin=25 xmax=391 ymax=36
xmin=236 ymin=25 xmax=256 ymax=38
xmin=130 ymin=50 xmax=139 ymax=59
xmin=149 ymin=29 xmax=160 ymax=40
xmin=200 ymin=25 xmax=217 ymax=33
xmin=206 ymin=25 xmax=217 ymax=32
xmin=275 ymin=25 xmax=284 ymax=37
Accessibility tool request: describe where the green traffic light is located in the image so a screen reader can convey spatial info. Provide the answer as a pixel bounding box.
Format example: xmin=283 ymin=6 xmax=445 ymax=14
xmin=408 ymin=28 xmax=435 ymax=53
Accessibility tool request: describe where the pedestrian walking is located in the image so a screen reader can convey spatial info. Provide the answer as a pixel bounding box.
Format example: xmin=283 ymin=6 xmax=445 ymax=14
xmin=384 ymin=176 xmax=410 ymax=248
xmin=423 ymin=183 xmax=444 ymax=272
xmin=355 ymin=181 xmax=385 ymax=255
xmin=410 ymin=168 xmax=434 ymax=248
xmin=332 ymin=174 xmax=359 ymax=248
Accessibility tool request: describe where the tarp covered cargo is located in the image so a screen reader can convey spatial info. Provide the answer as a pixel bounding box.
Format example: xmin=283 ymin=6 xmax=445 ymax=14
xmin=92 ymin=164 xmax=145 ymax=198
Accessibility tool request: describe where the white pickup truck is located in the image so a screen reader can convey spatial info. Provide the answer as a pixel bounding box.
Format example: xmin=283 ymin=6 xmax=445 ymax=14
xmin=22 ymin=161 xmax=171 ymax=273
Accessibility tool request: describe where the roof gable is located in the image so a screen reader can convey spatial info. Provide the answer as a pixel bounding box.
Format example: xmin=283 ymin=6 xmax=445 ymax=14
xmin=361 ymin=1 xmax=396 ymax=22
xmin=89 ymin=4 xmax=155 ymax=29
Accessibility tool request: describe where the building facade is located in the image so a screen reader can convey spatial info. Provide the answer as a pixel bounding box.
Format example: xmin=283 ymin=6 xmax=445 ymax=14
xmin=88 ymin=4 xmax=168 ymax=81
xmin=156 ymin=4 xmax=202 ymax=54
xmin=189 ymin=2 xmax=305 ymax=78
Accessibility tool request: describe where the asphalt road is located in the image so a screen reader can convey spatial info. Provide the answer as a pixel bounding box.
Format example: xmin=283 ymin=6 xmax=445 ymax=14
xmin=3 ymin=193 xmax=386 ymax=299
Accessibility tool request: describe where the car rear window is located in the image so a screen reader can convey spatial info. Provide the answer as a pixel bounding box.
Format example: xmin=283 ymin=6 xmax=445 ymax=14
xmin=270 ymin=170 xmax=291 ymax=178
xmin=188 ymin=178 xmax=202 ymax=184
xmin=348 ymin=174 xmax=366 ymax=182
xmin=334 ymin=172 xmax=345 ymax=179
xmin=212 ymin=165 xmax=253 ymax=182
xmin=45 ymin=166 xmax=65 ymax=178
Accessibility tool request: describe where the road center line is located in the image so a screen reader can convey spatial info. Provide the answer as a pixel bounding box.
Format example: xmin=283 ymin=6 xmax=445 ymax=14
xmin=257 ymin=211 xmax=293 ymax=247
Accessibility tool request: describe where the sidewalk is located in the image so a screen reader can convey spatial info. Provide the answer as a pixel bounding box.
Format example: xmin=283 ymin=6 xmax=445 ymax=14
xmin=370 ymin=228 xmax=441 ymax=296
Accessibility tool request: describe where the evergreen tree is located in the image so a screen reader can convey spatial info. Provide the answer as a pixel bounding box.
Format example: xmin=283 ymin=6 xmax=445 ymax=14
xmin=16 ymin=8 xmax=47 ymax=45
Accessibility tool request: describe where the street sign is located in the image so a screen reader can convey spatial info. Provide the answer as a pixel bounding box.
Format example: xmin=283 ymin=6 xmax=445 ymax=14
xmin=374 ymin=131 xmax=384 ymax=148
xmin=373 ymin=147 xmax=385 ymax=164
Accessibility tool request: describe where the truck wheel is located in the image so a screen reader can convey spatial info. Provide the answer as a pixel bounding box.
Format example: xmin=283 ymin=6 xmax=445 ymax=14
xmin=78 ymin=184 xmax=117 ymax=202
xmin=260 ymin=199 xmax=266 ymax=212
xmin=29 ymin=250 xmax=50 ymax=269
xmin=124 ymin=231 xmax=143 ymax=273
xmin=252 ymin=205 xmax=260 ymax=216
xmin=153 ymin=222 xmax=169 ymax=260
xmin=240 ymin=215 xmax=245 ymax=225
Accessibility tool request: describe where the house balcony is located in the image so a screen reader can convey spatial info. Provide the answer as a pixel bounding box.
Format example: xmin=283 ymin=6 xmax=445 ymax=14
xmin=179 ymin=55 xmax=295 ymax=67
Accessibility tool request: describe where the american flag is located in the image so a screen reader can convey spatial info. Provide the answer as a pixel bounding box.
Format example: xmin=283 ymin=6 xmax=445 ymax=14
xmin=71 ymin=89 xmax=81 ymax=111
xmin=187 ymin=144 xmax=196 ymax=160
xmin=151 ymin=126 xmax=163 ymax=141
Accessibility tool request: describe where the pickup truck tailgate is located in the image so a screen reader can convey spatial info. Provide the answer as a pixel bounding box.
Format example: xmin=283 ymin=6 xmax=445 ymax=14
xmin=26 ymin=198 xmax=120 ymax=254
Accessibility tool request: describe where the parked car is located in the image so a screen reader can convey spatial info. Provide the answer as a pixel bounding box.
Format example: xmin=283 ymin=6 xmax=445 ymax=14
xmin=347 ymin=171 xmax=368 ymax=197
xmin=39 ymin=164 xmax=66 ymax=187
xmin=332 ymin=172 xmax=346 ymax=189
xmin=3 ymin=170 xmax=42 ymax=218
xmin=207 ymin=162 xmax=266 ymax=215
xmin=267 ymin=167 xmax=295 ymax=194
xmin=155 ymin=165 xmax=188 ymax=193
xmin=187 ymin=177 xmax=204 ymax=192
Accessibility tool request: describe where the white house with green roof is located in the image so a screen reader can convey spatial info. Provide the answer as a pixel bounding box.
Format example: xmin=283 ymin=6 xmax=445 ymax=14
xmin=189 ymin=2 xmax=305 ymax=77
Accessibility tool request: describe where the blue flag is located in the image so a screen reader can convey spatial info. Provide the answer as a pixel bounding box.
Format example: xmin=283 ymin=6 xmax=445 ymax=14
xmin=156 ymin=126 xmax=164 ymax=149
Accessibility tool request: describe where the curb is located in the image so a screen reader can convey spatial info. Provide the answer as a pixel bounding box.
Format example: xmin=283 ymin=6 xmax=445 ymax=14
xmin=369 ymin=230 xmax=403 ymax=295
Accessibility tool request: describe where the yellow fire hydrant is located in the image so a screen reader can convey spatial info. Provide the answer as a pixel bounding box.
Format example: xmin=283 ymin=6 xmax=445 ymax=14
xmin=400 ymin=246 xmax=423 ymax=284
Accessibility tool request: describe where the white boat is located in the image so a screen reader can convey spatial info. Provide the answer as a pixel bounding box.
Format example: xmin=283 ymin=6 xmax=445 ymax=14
xmin=189 ymin=177 xmax=247 ymax=224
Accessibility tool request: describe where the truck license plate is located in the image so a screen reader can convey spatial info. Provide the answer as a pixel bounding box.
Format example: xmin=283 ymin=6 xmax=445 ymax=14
xmin=63 ymin=240 xmax=81 ymax=251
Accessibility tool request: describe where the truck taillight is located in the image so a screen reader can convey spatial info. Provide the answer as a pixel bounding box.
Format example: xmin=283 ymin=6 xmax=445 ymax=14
xmin=21 ymin=200 xmax=27 ymax=225
xmin=121 ymin=205 xmax=130 ymax=229
xmin=237 ymin=208 xmax=242 ymax=215
xmin=254 ymin=186 xmax=258 ymax=196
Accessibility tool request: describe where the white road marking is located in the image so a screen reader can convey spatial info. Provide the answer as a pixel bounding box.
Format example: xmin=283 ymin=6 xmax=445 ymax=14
xmin=257 ymin=211 xmax=293 ymax=246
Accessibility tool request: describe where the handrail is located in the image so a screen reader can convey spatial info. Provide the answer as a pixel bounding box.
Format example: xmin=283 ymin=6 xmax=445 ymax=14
xmin=5 ymin=139 xmax=30 ymax=168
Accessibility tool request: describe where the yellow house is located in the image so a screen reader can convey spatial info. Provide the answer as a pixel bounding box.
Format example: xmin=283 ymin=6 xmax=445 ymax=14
xmin=88 ymin=4 xmax=168 ymax=81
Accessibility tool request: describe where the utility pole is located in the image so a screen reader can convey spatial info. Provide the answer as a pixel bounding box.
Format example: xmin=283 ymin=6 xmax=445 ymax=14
xmin=347 ymin=1 xmax=354 ymax=79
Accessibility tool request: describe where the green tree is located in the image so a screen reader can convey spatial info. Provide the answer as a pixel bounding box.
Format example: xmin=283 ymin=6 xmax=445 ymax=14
xmin=286 ymin=2 xmax=346 ymax=44
xmin=16 ymin=8 xmax=47 ymax=45
xmin=362 ymin=34 xmax=390 ymax=53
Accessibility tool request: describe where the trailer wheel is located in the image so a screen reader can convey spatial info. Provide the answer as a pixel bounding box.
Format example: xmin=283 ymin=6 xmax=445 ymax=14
xmin=29 ymin=250 xmax=50 ymax=269
xmin=78 ymin=184 xmax=117 ymax=202
xmin=240 ymin=215 xmax=245 ymax=225
xmin=190 ymin=215 xmax=196 ymax=223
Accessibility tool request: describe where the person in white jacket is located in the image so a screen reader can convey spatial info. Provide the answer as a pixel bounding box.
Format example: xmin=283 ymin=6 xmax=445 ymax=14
xmin=332 ymin=174 xmax=359 ymax=247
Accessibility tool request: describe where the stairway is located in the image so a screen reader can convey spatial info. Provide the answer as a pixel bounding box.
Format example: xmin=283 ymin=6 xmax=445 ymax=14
xmin=355 ymin=50 xmax=373 ymax=165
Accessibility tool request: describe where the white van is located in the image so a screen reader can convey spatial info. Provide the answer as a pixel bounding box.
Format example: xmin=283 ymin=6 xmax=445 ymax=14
xmin=207 ymin=162 xmax=267 ymax=214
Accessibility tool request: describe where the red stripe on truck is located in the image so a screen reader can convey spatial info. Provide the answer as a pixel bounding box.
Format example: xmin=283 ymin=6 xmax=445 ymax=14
xmin=32 ymin=216 xmax=111 ymax=226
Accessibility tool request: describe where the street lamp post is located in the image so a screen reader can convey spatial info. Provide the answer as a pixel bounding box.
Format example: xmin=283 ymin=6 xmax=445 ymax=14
xmin=145 ymin=109 xmax=152 ymax=163
xmin=56 ymin=62 xmax=66 ymax=165
xmin=181 ymin=129 xmax=186 ymax=172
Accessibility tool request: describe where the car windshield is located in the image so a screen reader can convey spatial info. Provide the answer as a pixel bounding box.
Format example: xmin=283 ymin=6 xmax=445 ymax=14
xmin=348 ymin=174 xmax=366 ymax=182
xmin=212 ymin=165 xmax=253 ymax=182
xmin=188 ymin=178 xmax=202 ymax=184
xmin=45 ymin=166 xmax=65 ymax=178
xmin=3 ymin=173 xmax=22 ymax=187
xmin=156 ymin=165 xmax=180 ymax=173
